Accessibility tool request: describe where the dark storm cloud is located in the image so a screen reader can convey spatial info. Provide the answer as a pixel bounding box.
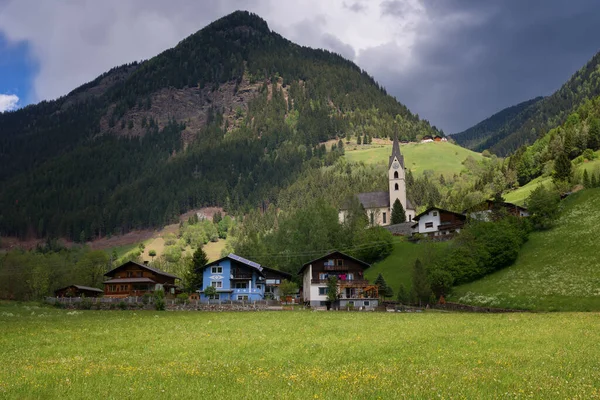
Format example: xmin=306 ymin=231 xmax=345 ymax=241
xmin=365 ymin=0 xmax=600 ymax=133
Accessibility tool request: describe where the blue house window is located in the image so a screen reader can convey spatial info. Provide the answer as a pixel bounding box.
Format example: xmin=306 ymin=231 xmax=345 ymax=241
xmin=234 ymin=282 xmax=247 ymax=289
xmin=211 ymin=281 xmax=222 ymax=288
xmin=318 ymin=287 xmax=328 ymax=296
xmin=237 ymin=295 xmax=249 ymax=301
xmin=211 ymin=266 xmax=223 ymax=274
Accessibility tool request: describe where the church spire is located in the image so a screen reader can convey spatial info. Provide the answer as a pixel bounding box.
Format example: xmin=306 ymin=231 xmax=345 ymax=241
xmin=389 ymin=133 xmax=404 ymax=169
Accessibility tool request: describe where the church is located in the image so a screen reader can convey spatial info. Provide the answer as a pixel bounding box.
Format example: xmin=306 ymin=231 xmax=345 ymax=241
xmin=339 ymin=135 xmax=416 ymax=226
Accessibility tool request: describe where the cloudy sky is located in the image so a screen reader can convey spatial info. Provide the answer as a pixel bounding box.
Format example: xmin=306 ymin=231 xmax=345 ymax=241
xmin=0 ymin=0 xmax=599 ymax=132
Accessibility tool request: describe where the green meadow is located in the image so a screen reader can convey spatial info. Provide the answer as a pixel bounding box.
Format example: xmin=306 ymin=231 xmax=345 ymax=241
xmin=365 ymin=239 xmax=450 ymax=295
xmin=451 ymin=188 xmax=600 ymax=311
xmin=1 ymin=303 xmax=600 ymax=399
xmin=344 ymin=142 xmax=483 ymax=176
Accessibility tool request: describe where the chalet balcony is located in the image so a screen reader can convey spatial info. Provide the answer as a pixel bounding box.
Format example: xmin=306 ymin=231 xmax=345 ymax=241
xmin=311 ymin=279 xmax=370 ymax=287
xmin=231 ymin=273 xmax=253 ymax=280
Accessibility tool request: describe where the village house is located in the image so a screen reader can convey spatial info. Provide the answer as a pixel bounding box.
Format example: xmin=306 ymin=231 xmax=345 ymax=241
xmin=103 ymin=261 xmax=180 ymax=298
xmin=199 ymin=254 xmax=268 ymax=301
xmin=339 ymin=135 xmax=416 ymax=226
xmin=411 ymin=207 xmax=467 ymax=237
xmin=467 ymin=200 xmax=529 ymax=220
xmin=54 ymin=285 xmax=104 ymax=298
xmin=261 ymin=266 xmax=293 ymax=300
xmin=299 ymin=251 xmax=379 ymax=310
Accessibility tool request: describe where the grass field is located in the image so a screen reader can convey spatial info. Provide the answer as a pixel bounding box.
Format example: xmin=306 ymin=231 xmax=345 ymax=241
xmin=1 ymin=303 xmax=600 ymax=399
xmin=365 ymin=239 xmax=450 ymax=294
xmin=450 ymin=188 xmax=600 ymax=311
xmin=344 ymin=142 xmax=483 ymax=176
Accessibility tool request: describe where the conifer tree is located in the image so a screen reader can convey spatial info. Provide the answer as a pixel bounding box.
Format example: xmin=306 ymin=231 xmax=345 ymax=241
xmin=391 ymin=198 xmax=406 ymax=224
xmin=553 ymin=152 xmax=572 ymax=183
xmin=185 ymin=247 xmax=208 ymax=292
xmin=583 ymin=169 xmax=591 ymax=189
xmin=411 ymin=259 xmax=431 ymax=306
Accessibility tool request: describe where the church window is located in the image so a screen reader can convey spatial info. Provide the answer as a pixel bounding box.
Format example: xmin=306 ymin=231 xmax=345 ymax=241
xmin=370 ymin=212 xmax=374 ymax=225
xmin=394 ymin=183 xmax=399 ymax=191
xmin=394 ymin=171 xmax=399 ymax=179
xmin=383 ymin=212 xmax=387 ymax=224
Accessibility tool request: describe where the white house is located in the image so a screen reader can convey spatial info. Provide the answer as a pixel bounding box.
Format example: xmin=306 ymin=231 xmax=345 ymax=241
xmin=412 ymin=207 xmax=466 ymax=237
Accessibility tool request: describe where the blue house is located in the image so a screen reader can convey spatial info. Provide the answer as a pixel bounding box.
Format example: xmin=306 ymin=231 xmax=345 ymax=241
xmin=199 ymin=254 xmax=266 ymax=302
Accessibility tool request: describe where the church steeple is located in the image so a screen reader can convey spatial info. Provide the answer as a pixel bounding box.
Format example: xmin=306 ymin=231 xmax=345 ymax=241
xmin=389 ymin=133 xmax=404 ymax=169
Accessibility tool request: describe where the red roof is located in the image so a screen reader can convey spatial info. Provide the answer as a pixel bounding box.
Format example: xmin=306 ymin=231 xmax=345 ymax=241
xmin=103 ymin=277 xmax=156 ymax=284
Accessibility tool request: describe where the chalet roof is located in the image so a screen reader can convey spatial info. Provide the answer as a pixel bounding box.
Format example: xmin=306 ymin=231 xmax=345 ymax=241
xmin=260 ymin=266 xmax=292 ymax=280
xmin=383 ymin=222 xmax=414 ymax=236
xmin=298 ymin=250 xmax=371 ymax=275
xmin=201 ymin=253 xmax=265 ymax=276
xmin=103 ymin=277 xmax=156 ymax=284
xmin=389 ymin=133 xmax=405 ymax=169
xmin=55 ymin=285 xmax=103 ymax=293
xmin=463 ymin=200 xmax=528 ymax=213
xmin=413 ymin=207 xmax=466 ymax=222
xmin=104 ymin=261 xmax=180 ymax=280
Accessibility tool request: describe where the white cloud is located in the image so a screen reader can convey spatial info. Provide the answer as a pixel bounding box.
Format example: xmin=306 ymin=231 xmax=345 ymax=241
xmin=0 ymin=94 xmax=19 ymax=112
xmin=0 ymin=0 xmax=426 ymax=102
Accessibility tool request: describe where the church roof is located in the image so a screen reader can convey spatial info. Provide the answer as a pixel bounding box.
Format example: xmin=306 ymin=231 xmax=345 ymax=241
xmin=389 ymin=134 xmax=405 ymax=169
xmin=357 ymin=192 xmax=390 ymax=209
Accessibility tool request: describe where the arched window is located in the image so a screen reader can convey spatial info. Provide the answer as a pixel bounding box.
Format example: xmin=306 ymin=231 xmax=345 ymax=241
xmin=394 ymin=171 xmax=399 ymax=179
xmin=394 ymin=183 xmax=399 ymax=191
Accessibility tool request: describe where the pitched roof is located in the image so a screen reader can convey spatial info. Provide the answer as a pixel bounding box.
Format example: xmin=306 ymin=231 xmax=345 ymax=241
xmin=357 ymin=191 xmax=390 ymax=209
xmin=383 ymin=222 xmax=414 ymax=236
xmin=103 ymin=277 xmax=156 ymax=284
xmin=104 ymin=261 xmax=180 ymax=280
xmin=298 ymin=250 xmax=371 ymax=275
xmin=413 ymin=207 xmax=466 ymax=221
xmin=202 ymin=253 xmax=265 ymax=276
xmin=55 ymin=285 xmax=103 ymax=293
xmin=389 ymin=133 xmax=405 ymax=169
xmin=260 ymin=266 xmax=292 ymax=280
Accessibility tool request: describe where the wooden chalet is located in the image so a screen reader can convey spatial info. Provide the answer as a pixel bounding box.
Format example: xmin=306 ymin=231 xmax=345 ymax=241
xmin=412 ymin=207 xmax=466 ymax=237
xmin=103 ymin=261 xmax=181 ymax=298
xmin=54 ymin=285 xmax=104 ymax=298
xmin=299 ymin=251 xmax=378 ymax=309
xmin=261 ymin=266 xmax=293 ymax=300
xmin=467 ymin=200 xmax=529 ymax=220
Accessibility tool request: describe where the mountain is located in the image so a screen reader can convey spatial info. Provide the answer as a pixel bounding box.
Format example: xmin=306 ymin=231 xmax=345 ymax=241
xmin=454 ymin=52 xmax=600 ymax=156
xmin=0 ymin=11 xmax=440 ymax=241
xmin=452 ymin=97 xmax=543 ymax=150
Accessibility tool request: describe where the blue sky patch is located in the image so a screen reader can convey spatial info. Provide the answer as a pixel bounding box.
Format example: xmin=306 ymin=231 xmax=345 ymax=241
xmin=0 ymin=33 xmax=37 ymax=107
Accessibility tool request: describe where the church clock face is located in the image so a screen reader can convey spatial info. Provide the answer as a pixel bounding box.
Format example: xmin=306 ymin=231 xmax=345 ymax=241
xmin=392 ymin=161 xmax=400 ymax=170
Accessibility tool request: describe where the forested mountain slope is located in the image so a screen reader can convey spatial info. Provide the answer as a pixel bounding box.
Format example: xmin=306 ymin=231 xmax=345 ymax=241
xmin=455 ymin=51 xmax=600 ymax=156
xmin=452 ymin=97 xmax=543 ymax=150
xmin=0 ymin=11 xmax=440 ymax=241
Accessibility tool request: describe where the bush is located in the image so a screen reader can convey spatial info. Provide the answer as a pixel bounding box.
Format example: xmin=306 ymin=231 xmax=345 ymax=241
xmin=53 ymin=301 xmax=66 ymax=309
xmin=118 ymin=301 xmax=127 ymax=310
xmin=79 ymin=297 xmax=93 ymax=310
xmin=154 ymin=298 xmax=166 ymax=311
xmin=176 ymin=293 xmax=189 ymax=305
xmin=142 ymin=292 xmax=152 ymax=305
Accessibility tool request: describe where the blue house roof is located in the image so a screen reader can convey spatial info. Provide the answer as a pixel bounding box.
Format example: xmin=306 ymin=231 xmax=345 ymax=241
xmin=201 ymin=253 xmax=264 ymax=275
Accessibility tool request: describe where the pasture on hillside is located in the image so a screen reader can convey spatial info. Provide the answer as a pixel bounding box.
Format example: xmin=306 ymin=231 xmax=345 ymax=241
xmin=451 ymin=188 xmax=600 ymax=311
xmin=504 ymin=151 xmax=600 ymax=206
xmin=1 ymin=303 xmax=600 ymax=399
xmin=365 ymin=239 xmax=450 ymax=295
xmin=344 ymin=142 xmax=483 ymax=177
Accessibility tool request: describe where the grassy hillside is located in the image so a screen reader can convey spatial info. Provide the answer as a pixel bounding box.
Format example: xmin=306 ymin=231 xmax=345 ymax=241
xmin=450 ymin=188 xmax=600 ymax=311
xmin=504 ymin=152 xmax=600 ymax=205
xmin=365 ymin=239 xmax=450 ymax=294
xmin=344 ymin=141 xmax=483 ymax=176
xmin=3 ymin=303 xmax=600 ymax=398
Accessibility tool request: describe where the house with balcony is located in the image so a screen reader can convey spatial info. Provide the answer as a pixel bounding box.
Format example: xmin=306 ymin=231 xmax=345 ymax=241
xmin=199 ymin=254 xmax=268 ymax=301
xmin=103 ymin=261 xmax=181 ymax=298
xmin=261 ymin=266 xmax=293 ymax=300
xmin=299 ymin=251 xmax=378 ymax=309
